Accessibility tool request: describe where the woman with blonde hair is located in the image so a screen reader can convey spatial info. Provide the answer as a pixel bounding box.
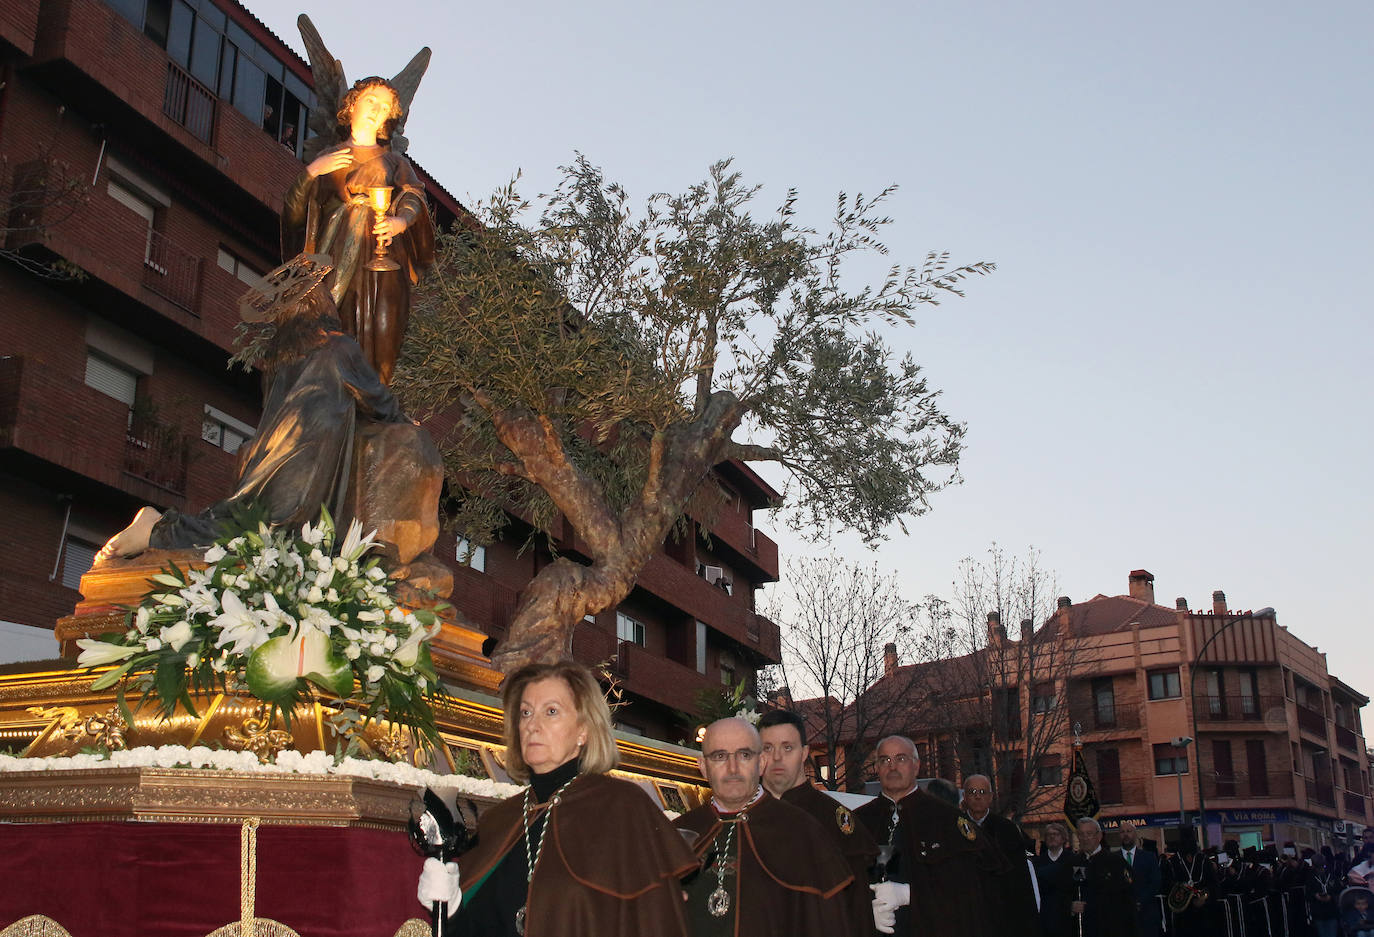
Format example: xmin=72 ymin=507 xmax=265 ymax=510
xmin=417 ymin=659 xmax=695 ymax=936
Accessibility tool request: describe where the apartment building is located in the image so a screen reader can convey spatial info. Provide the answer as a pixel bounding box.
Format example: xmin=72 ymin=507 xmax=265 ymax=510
xmin=830 ymin=570 xmax=1370 ymax=851
xmin=0 ymin=0 xmax=780 ymax=743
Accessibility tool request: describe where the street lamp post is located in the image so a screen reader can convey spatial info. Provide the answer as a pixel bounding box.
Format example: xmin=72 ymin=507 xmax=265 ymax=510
xmin=1171 ymin=736 xmax=1194 ymax=832
xmin=1188 ymin=607 xmax=1276 ymax=850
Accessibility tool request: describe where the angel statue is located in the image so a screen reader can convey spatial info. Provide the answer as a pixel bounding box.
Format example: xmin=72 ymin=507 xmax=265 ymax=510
xmin=281 ymin=15 xmax=435 ymax=385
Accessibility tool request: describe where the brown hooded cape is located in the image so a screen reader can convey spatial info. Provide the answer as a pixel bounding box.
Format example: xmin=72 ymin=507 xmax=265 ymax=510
xmin=456 ymin=773 xmax=696 ymax=937
xmin=781 ymin=783 xmax=880 ymax=937
xmin=677 ymin=792 xmax=855 ymax=937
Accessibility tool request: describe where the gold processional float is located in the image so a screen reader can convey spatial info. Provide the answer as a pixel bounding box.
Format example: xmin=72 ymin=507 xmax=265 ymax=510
xmin=0 ymin=14 xmax=706 ymax=937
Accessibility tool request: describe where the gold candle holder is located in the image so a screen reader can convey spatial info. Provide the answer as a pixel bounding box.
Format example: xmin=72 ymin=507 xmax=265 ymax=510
xmin=365 ymin=185 xmax=401 ymax=272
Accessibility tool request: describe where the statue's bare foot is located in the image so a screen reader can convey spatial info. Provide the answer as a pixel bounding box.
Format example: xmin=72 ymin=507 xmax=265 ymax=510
xmin=95 ymin=507 xmax=164 ymax=564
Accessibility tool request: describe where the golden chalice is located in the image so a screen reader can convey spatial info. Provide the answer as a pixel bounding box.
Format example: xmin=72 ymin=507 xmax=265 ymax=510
xmin=365 ymin=185 xmax=401 ymax=272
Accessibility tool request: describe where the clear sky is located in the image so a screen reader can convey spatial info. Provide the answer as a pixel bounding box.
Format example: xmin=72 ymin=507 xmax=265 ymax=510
xmin=258 ymin=1 xmax=1374 ymax=708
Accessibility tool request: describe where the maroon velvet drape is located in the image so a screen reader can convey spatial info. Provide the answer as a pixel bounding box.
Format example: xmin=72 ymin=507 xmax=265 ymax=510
xmin=0 ymin=822 xmax=426 ymax=937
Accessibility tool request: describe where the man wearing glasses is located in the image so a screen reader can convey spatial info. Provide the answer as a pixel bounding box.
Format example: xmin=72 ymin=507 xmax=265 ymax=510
xmin=855 ymin=735 xmax=1010 ymax=936
xmin=677 ymin=716 xmax=855 ymax=936
xmin=963 ymin=773 xmax=1042 ymax=936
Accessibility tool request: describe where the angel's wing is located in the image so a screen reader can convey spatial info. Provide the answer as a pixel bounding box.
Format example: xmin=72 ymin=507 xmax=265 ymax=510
xmin=298 ymin=14 xmax=348 ymax=163
xmin=388 ymin=46 xmax=431 ymax=155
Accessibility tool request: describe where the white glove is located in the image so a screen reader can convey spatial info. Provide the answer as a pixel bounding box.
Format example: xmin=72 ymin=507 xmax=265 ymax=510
xmin=418 ymin=857 xmax=462 ymax=908
xmin=871 ymin=880 xmax=910 ymax=910
xmin=871 ymin=881 xmax=910 ymax=934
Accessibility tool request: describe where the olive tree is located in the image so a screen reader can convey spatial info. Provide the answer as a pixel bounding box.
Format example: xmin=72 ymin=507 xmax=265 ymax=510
xmin=396 ymin=156 xmax=992 ymax=672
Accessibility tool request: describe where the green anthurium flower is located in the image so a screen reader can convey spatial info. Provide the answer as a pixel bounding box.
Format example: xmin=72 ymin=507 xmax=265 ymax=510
xmin=246 ymin=627 xmax=353 ymax=703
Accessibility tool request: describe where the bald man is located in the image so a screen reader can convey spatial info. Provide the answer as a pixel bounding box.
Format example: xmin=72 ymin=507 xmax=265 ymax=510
xmin=854 ymin=736 xmax=1010 ymax=936
xmin=676 ymin=717 xmax=855 ymax=936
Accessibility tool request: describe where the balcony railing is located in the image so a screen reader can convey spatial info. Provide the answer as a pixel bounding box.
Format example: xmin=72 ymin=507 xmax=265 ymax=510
xmin=1200 ymin=771 xmax=1294 ymax=799
xmin=1069 ymin=704 xmax=1142 ymax=732
xmin=142 ymin=228 xmax=202 ymax=313
xmin=1335 ymin=724 xmax=1360 ymax=751
xmin=1195 ymin=694 xmax=1282 ymax=722
xmin=124 ymin=413 xmax=189 ymax=495
xmin=1344 ymin=790 xmax=1367 ymax=814
xmin=1296 ymin=703 xmax=1327 ymax=736
xmin=163 ymin=60 xmax=215 ymax=144
xmin=1309 ymin=780 xmax=1336 ymax=807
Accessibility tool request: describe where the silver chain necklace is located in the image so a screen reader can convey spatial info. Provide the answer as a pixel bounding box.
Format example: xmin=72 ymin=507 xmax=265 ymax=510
xmin=514 ymin=777 xmax=576 ymax=936
xmin=707 ymin=819 xmax=738 ymax=917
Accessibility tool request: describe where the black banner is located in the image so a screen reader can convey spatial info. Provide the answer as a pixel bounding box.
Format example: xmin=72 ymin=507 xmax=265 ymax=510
xmin=1063 ymin=746 xmax=1100 ymax=825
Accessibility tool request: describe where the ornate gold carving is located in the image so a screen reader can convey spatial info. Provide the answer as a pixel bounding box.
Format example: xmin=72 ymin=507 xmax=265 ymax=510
xmin=371 ymin=727 xmax=410 ymax=762
xmin=224 ymin=708 xmax=293 ymax=764
xmin=60 ymin=707 xmax=128 ymax=751
xmin=0 ymin=915 xmax=74 ymax=937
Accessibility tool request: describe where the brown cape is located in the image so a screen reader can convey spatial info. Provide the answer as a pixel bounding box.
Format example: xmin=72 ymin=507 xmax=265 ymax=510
xmin=781 ymin=784 xmax=880 ymax=937
xmin=678 ymin=793 xmax=855 ymax=937
xmin=457 ymin=773 xmax=696 ymax=937
xmin=857 ymin=788 xmax=1010 ymax=937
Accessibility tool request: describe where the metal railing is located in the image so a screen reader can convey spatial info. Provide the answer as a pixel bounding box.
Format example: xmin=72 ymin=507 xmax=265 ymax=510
xmin=1199 ymin=771 xmax=1294 ymax=799
xmin=124 ymin=414 xmax=189 ymax=495
xmin=1295 ymin=703 xmax=1327 ymax=736
xmin=142 ymin=228 xmax=202 ymax=313
xmin=1335 ymin=724 xmax=1360 ymax=751
xmin=1309 ymin=780 xmax=1335 ymax=807
xmin=1343 ymin=790 xmax=1367 ymax=814
xmin=163 ymin=61 xmax=215 ymax=144
xmin=1195 ymin=693 xmax=1282 ymax=722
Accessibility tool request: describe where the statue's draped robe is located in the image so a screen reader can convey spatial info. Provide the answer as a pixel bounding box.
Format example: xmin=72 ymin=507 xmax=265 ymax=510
xmin=281 ymin=142 xmax=435 ymax=384
xmin=150 ymin=330 xmax=408 ymax=548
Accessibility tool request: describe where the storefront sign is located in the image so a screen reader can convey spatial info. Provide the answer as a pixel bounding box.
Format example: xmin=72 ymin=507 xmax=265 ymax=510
xmin=1208 ymin=809 xmax=1289 ymax=825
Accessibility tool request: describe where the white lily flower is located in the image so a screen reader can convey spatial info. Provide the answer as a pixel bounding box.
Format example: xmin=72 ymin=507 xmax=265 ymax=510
xmin=76 ymin=638 xmax=139 ymax=667
xmin=344 ymin=644 xmax=361 ymax=660
xmin=306 ymin=586 xmax=325 ymax=604
xmin=393 ymin=629 xmax=426 ymax=667
xmin=183 ymin=585 xmax=219 ymax=617
xmin=300 ymin=520 xmax=325 ymax=546
xmin=203 ymin=545 xmax=227 ymax=563
xmin=338 ymin=519 xmax=379 ymax=562
xmin=252 ymin=547 xmax=280 ymax=574
xmin=134 ymin=606 xmax=152 ymax=634
xmin=333 ymin=556 xmax=348 ymax=572
xmin=186 ymin=652 xmax=200 ymax=668
xmin=383 ymin=634 xmax=398 ymax=652
xmin=365 ymin=664 xmax=385 ymax=684
xmin=356 ymin=609 xmax=385 ymax=623
xmin=210 ymin=591 xmax=270 ymax=655
xmin=144 ymin=637 xmax=163 ymax=652
xmin=160 ymin=621 xmax=194 ymax=652
xmin=366 ymin=566 xmax=386 ymax=582
xmin=258 ymin=593 xmax=296 ymax=633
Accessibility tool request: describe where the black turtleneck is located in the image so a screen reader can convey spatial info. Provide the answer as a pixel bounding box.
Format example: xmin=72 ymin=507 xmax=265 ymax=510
xmin=531 ymin=756 xmax=581 ymax=802
xmin=453 ymin=757 xmax=582 ymax=936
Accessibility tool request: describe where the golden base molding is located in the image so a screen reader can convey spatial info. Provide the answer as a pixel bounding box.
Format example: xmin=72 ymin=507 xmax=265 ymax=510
xmin=0 ymin=766 xmax=469 ymax=827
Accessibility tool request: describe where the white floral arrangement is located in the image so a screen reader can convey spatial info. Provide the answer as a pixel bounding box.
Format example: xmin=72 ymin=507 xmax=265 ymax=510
xmin=0 ymin=746 xmax=521 ymax=799
xmin=75 ymin=507 xmax=445 ymax=746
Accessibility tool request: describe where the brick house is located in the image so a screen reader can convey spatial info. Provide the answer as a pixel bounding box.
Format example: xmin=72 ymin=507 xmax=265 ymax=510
xmin=818 ymin=570 xmax=1370 ymax=851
